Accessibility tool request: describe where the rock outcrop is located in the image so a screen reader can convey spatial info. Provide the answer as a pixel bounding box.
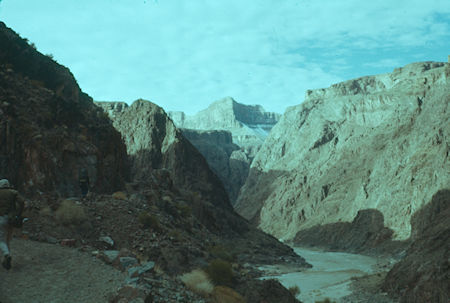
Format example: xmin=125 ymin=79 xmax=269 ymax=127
xmin=382 ymin=189 xmax=450 ymax=302
xmin=0 ymin=22 xmax=127 ymax=197
xmin=236 ymin=61 xmax=450 ymax=241
xmin=169 ymin=97 xmax=280 ymax=202
xmin=96 ymin=100 xmax=232 ymax=211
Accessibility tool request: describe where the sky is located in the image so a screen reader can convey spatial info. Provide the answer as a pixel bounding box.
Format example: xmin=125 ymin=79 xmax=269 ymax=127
xmin=0 ymin=0 xmax=449 ymax=115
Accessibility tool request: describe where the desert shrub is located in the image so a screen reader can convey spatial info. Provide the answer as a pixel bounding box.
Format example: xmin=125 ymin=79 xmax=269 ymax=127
xmin=138 ymin=211 xmax=160 ymax=231
xmin=211 ymin=286 xmax=246 ymax=303
xmin=112 ymin=191 xmax=127 ymax=200
xmin=55 ymin=200 xmax=87 ymax=225
xmin=288 ymin=285 xmax=300 ymax=297
xmin=207 ymin=245 xmax=235 ymax=262
xmin=205 ymin=259 xmax=233 ymax=286
xmin=180 ymin=269 xmax=214 ymax=296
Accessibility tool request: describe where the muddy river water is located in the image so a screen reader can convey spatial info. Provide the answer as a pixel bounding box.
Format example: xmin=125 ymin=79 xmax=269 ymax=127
xmin=261 ymin=247 xmax=380 ymax=303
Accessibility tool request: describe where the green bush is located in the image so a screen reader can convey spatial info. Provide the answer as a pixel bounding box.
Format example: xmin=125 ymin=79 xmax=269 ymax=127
xmin=205 ymin=259 xmax=233 ymax=286
xmin=138 ymin=211 xmax=160 ymax=231
xmin=315 ymin=299 xmax=335 ymax=303
xmin=288 ymin=285 xmax=300 ymax=297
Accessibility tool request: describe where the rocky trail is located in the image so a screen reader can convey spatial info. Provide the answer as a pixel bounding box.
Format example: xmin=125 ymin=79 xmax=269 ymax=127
xmin=0 ymin=238 xmax=126 ymax=303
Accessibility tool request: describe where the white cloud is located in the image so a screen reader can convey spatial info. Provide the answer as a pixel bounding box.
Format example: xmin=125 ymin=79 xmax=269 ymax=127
xmin=0 ymin=0 xmax=449 ymax=114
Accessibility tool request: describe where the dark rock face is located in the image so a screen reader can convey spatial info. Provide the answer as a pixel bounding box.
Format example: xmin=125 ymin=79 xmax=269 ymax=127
xmin=382 ymin=190 xmax=450 ymax=303
xmin=96 ymin=100 xmax=231 ymax=211
xmin=181 ymin=129 xmax=250 ymax=202
xmin=293 ymin=209 xmax=394 ymax=253
xmin=0 ymin=22 xmax=127 ymax=197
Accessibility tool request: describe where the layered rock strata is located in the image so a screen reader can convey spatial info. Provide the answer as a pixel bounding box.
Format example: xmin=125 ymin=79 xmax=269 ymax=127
xmin=236 ymin=61 xmax=450 ymax=241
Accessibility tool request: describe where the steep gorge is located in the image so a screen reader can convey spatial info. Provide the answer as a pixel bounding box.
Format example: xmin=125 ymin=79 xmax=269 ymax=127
xmin=169 ymin=97 xmax=280 ymax=202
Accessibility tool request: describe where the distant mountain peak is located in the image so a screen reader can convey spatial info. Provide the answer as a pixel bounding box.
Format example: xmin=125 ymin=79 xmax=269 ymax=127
xmin=169 ymin=97 xmax=280 ymax=141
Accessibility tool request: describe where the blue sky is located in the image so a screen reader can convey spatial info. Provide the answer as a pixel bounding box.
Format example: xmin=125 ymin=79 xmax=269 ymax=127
xmin=0 ymin=0 xmax=449 ymax=114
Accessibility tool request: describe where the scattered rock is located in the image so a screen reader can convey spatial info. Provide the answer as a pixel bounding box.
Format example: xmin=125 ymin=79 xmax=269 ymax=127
xmin=100 ymin=250 xmax=120 ymax=264
xmin=60 ymin=238 xmax=76 ymax=247
xmin=119 ymin=257 xmax=139 ymax=270
xmin=100 ymin=236 xmax=115 ymax=247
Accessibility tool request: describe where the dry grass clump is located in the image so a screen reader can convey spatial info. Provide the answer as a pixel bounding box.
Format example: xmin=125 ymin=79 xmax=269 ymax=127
xmin=180 ymin=269 xmax=214 ymax=296
xmin=112 ymin=191 xmax=127 ymax=200
xmin=138 ymin=211 xmax=161 ymax=231
xmin=211 ymin=286 xmax=246 ymax=303
xmin=55 ymin=200 xmax=87 ymax=225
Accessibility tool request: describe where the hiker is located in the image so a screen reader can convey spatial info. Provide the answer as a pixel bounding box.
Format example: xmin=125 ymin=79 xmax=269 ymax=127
xmin=0 ymin=179 xmax=24 ymax=270
xmin=79 ymin=168 xmax=90 ymax=198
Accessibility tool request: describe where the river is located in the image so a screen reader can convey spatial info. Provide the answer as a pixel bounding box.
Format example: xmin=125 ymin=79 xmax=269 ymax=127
xmin=260 ymin=247 xmax=380 ymax=303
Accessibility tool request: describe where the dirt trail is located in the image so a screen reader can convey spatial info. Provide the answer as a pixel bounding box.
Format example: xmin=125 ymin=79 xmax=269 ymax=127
xmin=0 ymin=238 xmax=126 ymax=303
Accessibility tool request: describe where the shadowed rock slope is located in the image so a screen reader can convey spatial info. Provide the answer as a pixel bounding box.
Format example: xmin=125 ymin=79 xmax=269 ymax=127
xmin=382 ymin=189 xmax=450 ymax=303
xmin=236 ymin=61 xmax=450 ymax=242
xmin=95 ymin=99 xmax=308 ymax=261
xmin=169 ymin=97 xmax=281 ymax=203
xmin=96 ymin=100 xmax=231 ymax=211
xmin=0 ymin=22 xmax=127 ymax=196
xmin=180 ymin=129 xmax=249 ymax=203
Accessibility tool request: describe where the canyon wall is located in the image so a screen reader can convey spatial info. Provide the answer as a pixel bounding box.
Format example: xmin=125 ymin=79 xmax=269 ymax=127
xmin=236 ymin=62 xmax=449 ymax=241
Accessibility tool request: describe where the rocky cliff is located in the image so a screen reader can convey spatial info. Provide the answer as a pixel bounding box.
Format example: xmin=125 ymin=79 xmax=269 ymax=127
xmin=0 ymin=22 xmax=127 ymax=197
xmin=169 ymin=97 xmax=280 ymax=202
xmin=236 ymin=61 xmax=450 ymax=241
xmin=96 ymin=100 xmax=232 ymax=211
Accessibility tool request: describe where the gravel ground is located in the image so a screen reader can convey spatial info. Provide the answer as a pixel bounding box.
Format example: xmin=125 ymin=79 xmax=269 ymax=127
xmin=0 ymin=238 xmax=126 ymax=303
